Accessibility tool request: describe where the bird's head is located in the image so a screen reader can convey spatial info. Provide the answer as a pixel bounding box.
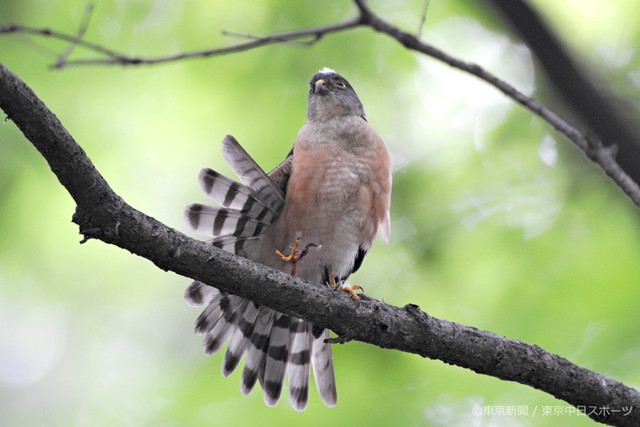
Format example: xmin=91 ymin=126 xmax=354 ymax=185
xmin=307 ymin=67 xmax=366 ymax=122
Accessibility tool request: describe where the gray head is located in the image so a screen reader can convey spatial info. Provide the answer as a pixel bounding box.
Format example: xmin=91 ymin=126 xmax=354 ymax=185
xmin=307 ymin=67 xmax=366 ymax=122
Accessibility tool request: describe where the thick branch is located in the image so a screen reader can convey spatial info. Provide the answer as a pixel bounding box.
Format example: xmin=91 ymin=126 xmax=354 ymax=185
xmin=1 ymin=62 xmax=639 ymax=426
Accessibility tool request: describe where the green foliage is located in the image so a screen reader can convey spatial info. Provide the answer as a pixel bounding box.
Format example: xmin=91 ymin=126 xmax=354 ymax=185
xmin=1 ymin=1 xmax=640 ymax=426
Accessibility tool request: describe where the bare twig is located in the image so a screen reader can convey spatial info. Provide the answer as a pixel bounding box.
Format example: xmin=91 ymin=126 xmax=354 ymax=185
xmin=53 ymin=4 xmax=95 ymax=68
xmin=417 ymin=0 xmax=430 ymax=38
xmin=9 ymin=33 xmax=61 ymax=59
xmin=221 ymin=30 xmax=317 ymax=48
xmin=1 ymin=17 xmax=363 ymax=66
xmin=0 ymin=23 xmax=123 ymax=60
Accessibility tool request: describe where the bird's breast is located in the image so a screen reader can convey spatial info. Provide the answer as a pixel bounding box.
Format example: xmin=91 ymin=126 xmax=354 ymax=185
xmin=260 ymin=116 xmax=391 ymax=284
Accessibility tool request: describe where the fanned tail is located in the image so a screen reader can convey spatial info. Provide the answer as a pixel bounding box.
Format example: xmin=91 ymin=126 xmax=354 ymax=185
xmin=184 ymin=137 xmax=286 ymax=243
xmin=183 ymin=135 xmax=286 ymax=258
xmin=183 ymin=135 xmax=336 ymax=410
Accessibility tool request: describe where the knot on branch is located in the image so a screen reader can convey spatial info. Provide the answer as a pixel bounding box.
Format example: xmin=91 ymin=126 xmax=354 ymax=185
xmin=584 ymin=133 xmax=618 ymax=161
xmin=77 ymin=223 xmax=120 ymax=244
xmin=73 ymin=206 xmax=121 ymax=244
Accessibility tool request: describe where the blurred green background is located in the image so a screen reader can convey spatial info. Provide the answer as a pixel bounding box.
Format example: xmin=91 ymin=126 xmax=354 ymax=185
xmin=2 ymin=1 xmax=640 ymax=426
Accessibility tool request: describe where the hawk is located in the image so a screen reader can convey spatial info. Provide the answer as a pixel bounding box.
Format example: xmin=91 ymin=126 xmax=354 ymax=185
xmin=184 ymin=67 xmax=392 ymax=410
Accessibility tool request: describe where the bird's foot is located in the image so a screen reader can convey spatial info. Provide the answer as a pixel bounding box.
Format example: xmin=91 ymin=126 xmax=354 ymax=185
xmin=275 ymin=232 xmax=318 ymax=276
xmin=327 ymin=271 xmax=363 ymax=305
xmin=338 ymin=283 xmax=364 ymax=303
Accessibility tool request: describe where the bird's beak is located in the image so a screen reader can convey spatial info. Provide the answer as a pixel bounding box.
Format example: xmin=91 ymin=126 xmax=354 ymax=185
xmin=314 ymin=79 xmax=328 ymax=94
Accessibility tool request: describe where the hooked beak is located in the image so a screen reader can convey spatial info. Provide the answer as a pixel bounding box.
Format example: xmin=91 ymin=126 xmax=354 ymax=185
xmin=314 ymin=79 xmax=328 ymax=95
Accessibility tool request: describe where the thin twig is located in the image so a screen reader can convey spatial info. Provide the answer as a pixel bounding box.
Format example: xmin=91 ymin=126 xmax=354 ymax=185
xmin=221 ymin=29 xmax=316 ymax=48
xmin=53 ymin=4 xmax=95 ymax=69
xmin=417 ymin=0 xmax=430 ymax=38
xmin=8 ymin=33 xmax=60 ymax=59
xmin=0 ymin=17 xmax=363 ymax=67
xmin=0 ymin=23 xmax=122 ymax=60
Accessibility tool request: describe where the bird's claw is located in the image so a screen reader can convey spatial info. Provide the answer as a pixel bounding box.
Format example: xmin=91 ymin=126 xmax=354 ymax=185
xmin=337 ymin=283 xmax=363 ymax=306
xmin=328 ymin=273 xmax=363 ymax=306
xmin=275 ymin=232 xmax=318 ymax=276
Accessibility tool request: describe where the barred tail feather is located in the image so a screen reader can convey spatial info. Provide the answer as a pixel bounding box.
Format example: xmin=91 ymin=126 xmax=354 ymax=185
xmin=262 ymin=314 xmax=292 ymax=407
xmin=203 ymin=317 xmax=235 ymax=355
xmin=222 ymin=301 xmax=260 ymax=377
xmin=241 ymin=307 xmax=276 ymax=396
xmin=288 ymin=319 xmax=313 ymax=411
xmin=193 ymin=294 xmax=226 ymax=335
xmin=184 ymin=204 xmax=272 ymax=238
xmin=221 ymin=135 xmax=285 ymax=212
xmin=185 ymin=136 xmax=285 ymax=265
xmin=202 ymin=297 xmax=248 ymax=355
xmin=184 ymin=281 xmax=219 ymax=307
xmin=312 ymin=329 xmax=338 ymax=407
xmin=198 ymin=168 xmax=261 ymax=210
xmin=198 ymin=168 xmax=281 ymax=220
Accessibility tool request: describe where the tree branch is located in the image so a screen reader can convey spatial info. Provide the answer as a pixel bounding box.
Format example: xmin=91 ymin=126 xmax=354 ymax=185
xmin=0 ymin=17 xmax=363 ymax=67
xmin=486 ymin=0 xmax=640 ymax=188
xmin=1 ymin=61 xmax=639 ymax=426
xmin=53 ymin=3 xmax=95 ymax=68
xmin=0 ymin=22 xmax=125 ymax=67
xmin=351 ymin=0 xmax=640 ymax=209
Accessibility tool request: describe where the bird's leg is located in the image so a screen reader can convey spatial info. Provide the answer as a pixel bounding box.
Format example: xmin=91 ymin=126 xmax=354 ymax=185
xmin=276 ymin=232 xmax=318 ymax=276
xmin=327 ymin=267 xmax=363 ymax=304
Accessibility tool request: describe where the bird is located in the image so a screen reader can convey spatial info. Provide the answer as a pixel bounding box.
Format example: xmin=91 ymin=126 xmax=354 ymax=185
xmin=183 ymin=67 xmax=392 ymax=411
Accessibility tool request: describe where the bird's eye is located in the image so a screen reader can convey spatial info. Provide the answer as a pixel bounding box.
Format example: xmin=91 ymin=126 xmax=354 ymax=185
xmin=334 ymin=80 xmax=346 ymax=88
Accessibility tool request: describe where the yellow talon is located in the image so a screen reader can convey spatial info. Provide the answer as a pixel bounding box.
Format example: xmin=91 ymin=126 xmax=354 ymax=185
xmin=276 ymin=236 xmax=300 ymax=263
xmin=327 ymin=267 xmax=363 ymax=305
xmin=276 ymin=232 xmax=317 ymax=276
xmin=338 ymin=285 xmax=362 ymax=302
